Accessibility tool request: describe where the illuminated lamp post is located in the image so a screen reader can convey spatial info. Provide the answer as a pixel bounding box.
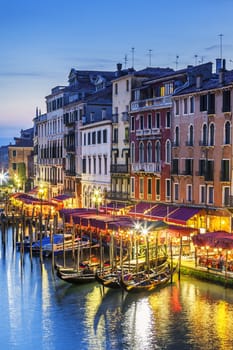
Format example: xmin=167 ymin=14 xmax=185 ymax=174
xmin=92 ymin=189 xmax=102 ymax=215
xmin=142 ymin=226 xmax=149 ymax=272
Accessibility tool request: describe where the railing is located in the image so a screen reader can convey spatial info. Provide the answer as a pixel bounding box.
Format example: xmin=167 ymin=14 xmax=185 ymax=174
xmin=121 ymin=112 xmax=129 ymax=122
xmin=105 ymin=191 xmax=129 ymax=200
xmin=110 ymin=164 xmax=130 ymax=173
xmin=136 ymin=128 xmax=161 ymax=137
xmin=131 ymin=95 xmax=172 ymax=111
xmin=131 ymin=162 xmax=161 ymax=173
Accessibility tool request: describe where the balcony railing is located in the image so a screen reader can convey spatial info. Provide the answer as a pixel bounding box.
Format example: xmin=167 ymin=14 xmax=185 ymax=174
xmin=136 ymin=128 xmax=161 ymax=137
xmin=121 ymin=112 xmax=129 ymax=122
xmin=131 ymin=95 xmax=172 ymax=111
xmin=132 ymin=162 xmax=161 ymax=173
xmin=105 ymin=191 xmax=129 ymax=200
xmin=110 ymin=164 xmax=130 ymax=173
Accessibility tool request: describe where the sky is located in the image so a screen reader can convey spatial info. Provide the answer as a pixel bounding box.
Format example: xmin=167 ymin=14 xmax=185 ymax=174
xmin=1 ymin=0 xmax=233 ymax=146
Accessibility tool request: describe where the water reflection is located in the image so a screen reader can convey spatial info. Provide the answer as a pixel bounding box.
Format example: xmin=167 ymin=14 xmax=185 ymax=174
xmin=2 ymin=227 xmax=233 ymax=350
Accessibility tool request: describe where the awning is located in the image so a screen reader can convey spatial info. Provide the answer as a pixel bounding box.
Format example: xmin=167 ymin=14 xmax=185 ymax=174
xmin=128 ymin=202 xmax=157 ymax=216
xmin=167 ymin=207 xmax=201 ymax=225
xmin=52 ymin=194 xmax=73 ymax=202
xmin=146 ymin=205 xmax=175 ymax=220
xmin=192 ymin=231 xmax=233 ymax=249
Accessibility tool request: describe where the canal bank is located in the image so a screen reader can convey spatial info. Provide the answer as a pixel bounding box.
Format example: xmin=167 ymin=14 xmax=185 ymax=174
xmin=180 ymin=258 xmax=233 ymax=288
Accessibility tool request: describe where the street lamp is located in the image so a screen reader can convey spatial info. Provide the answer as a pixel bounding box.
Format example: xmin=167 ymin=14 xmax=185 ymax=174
xmin=92 ymin=188 xmax=102 ymax=215
xmin=38 ymin=185 xmax=45 ymax=217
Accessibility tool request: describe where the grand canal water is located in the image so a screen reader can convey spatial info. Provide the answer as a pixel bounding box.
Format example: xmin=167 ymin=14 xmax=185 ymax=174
xmin=1 ymin=227 xmax=233 ymax=350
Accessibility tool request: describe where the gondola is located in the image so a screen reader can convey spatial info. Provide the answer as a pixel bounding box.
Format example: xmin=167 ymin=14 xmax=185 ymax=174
xmin=120 ymin=263 xmax=176 ymax=293
xmin=95 ymin=267 xmax=122 ymax=289
xmin=56 ymin=267 xmax=96 ymax=284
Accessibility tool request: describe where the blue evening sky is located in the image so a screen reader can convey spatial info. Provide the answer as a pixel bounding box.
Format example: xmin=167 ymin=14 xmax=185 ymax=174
xmin=0 ymin=0 xmax=233 ymax=145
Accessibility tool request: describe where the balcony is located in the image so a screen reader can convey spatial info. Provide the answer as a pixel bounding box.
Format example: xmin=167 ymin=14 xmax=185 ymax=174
xmin=112 ymin=114 xmax=118 ymax=123
xmin=131 ymin=96 xmax=172 ymax=111
xmin=110 ymin=164 xmax=130 ymax=174
xmin=106 ymin=191 xmax=129 ymax=200
xmin=64 ymin=170 xmax=76 ymax=177
xmin=136 ymin=128 xmax=161 ymax=137
xmin=132 ymin=162 xmax=161 ymax=173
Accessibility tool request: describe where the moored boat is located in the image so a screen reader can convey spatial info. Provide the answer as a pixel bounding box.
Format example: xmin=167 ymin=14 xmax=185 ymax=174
xmin=120 ymin=263 xmax=176 ymax=293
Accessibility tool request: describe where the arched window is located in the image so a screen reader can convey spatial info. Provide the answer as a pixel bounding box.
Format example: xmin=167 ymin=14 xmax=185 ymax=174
xmin=139 ymin=142 xmax=144 ymax=163
xmin=175 ymin=126 xmax=179 ymax=146
xmin=189 ymin=125 xmax=194 ymax=146
xmin=209 ymin=123 xmax=215 ymax=146
xmin=166 ymin=140 xmax=171 ymax=163
xmin=155 ymin=141 xmax=161 ymax=163
xmin=225 ymin=121 xmax=231 ymax=144
xmin=147 ymin=141 xmax=152 ymax=162
xmin=202 ymin=123 xmax=208 ymax=145
xmin=131 ymin=142 xmax=135 ymax=163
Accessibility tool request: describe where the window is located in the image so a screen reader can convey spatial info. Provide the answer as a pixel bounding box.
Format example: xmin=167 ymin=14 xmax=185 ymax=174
xmin=208 ymin=93 xmax=215 ymax=114
xmin=221 ymin=159 xmax=230 ymax=181
xmin=199 ymin=159 xmax=206 ymax=176
xmin=97 ymin=130 xmax=101 ymax=144
xmin=139 ymin=178 xmax=144 ymax=196
xmin=200 ymin=185 xmax=206 ymax=204
xmin=156 ymin=113 xmax=160 ymax=128
xmin=93 ymin=157 xmax=96 ymax=174
xmin=12 ymin=150 xmax=16 ymax=157
xmin=131 ymin=177 xmax=135 ymax=196
xmin=174 ymin=183 xmax=179 ymax=201
xmin=82 ymin=157 xmax=86 ymax=173
xmin=147 ymin=141 xmax=152 ymax=162
xmin=98 ymin=157 xmax=101 ymax=174
xmin=148 ymin=178 xmax=152 ymax=195
xmin=113 ymin=128 xmax=118 ymax=143
xmin=131 ymin=142 xmax=135 ymax=163
xmin=155 ymin=141 xmax=161 ymax=162
xmin=175 ymin=100 xmax=179 ymax=115
xmin=205 ymin=160 xmax=214 ymax=181
xmin=140 ymin=115 xmax=144 ymax=129
xmin=186 ymin=184 xmax=192 ymax=202
xmin=103 ymin=129 xmax=107 ymax=143
xmin=126 ymin=79 xmax=129 ymax=92
xmin=222 ymin=90 xmax=231 ymax=112
xmin=88 ymin=132 xmax=91 ymax=145
xmin=83 ymin=133 xmax=86 ymax=146
xmin=165 ymin=140 xmax=171 ymax=163
xmin=172 ymin=159 xmax=179 ymax=174
xmin=88 ymin=157 xmax=91 ymax=174
xmin=166 ymin=111 xmax=171 ymax=128
xmin=156 ymin=179 xmax=160 ymax=200
xmin=202 ymin=124 xmax=208 ymax=146
xmin=166 ymin=179 xmax=171 ymax=200
xmin=165 ymin=82 xmax=173 ymax=95
xmin=223 ymin=186 xmax=230 ymax=206
xmin=12 ymin=163 xmax=17 ymax=170
xmin=175 ymin=126 xmax=179 ymax=146
xmin=115 ymin=83 xmax=118 ymax=95
xmin=139 ymin=142 xmax=144 ymax=163
xmin=148 ymin=114 xmax=152 ymax=129
xmin=131 ymin=116 xmax=135 ymax=131
xmin=200 ymin=94 xmax=207 ymax=111
xmin=209 ymin=123 xmax=215 ymax=146
xmin=190 ymin=96 xmax=194 ymax=113
xmin=92 ymin=132 xmax=96 ymax=144
xmin=185 ymin=159 xmax=193 ymax=175
xmin=189 ymin=125 xmax=194 ymax=146
xmin=225 ymin=121 xmax=231 ymax=144
xmin=208 ymin=186 xmax=214 ymax=204
xmin=104 ymin=156 xmax=107 ymax=175
xmin=183 ymin=98 xmax=188 ymax=114
xmin=124 ymin=127 xmax=129 ymax=142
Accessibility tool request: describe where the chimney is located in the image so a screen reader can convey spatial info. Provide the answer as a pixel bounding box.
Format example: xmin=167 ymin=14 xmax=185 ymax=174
xmin=216 ymin=58 xmax=222 ymax=73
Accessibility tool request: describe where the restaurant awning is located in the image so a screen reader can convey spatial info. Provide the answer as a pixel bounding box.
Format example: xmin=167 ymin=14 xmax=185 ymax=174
xmin=167 ymin=207 xmax=201 ymax=225
xmin=52 ymin=194 xmax=74 ymax=202
xmin=192 ymin=231 xmax=233 ymax=249
xmin=145 ymin=204 xmax=175 ymax=220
